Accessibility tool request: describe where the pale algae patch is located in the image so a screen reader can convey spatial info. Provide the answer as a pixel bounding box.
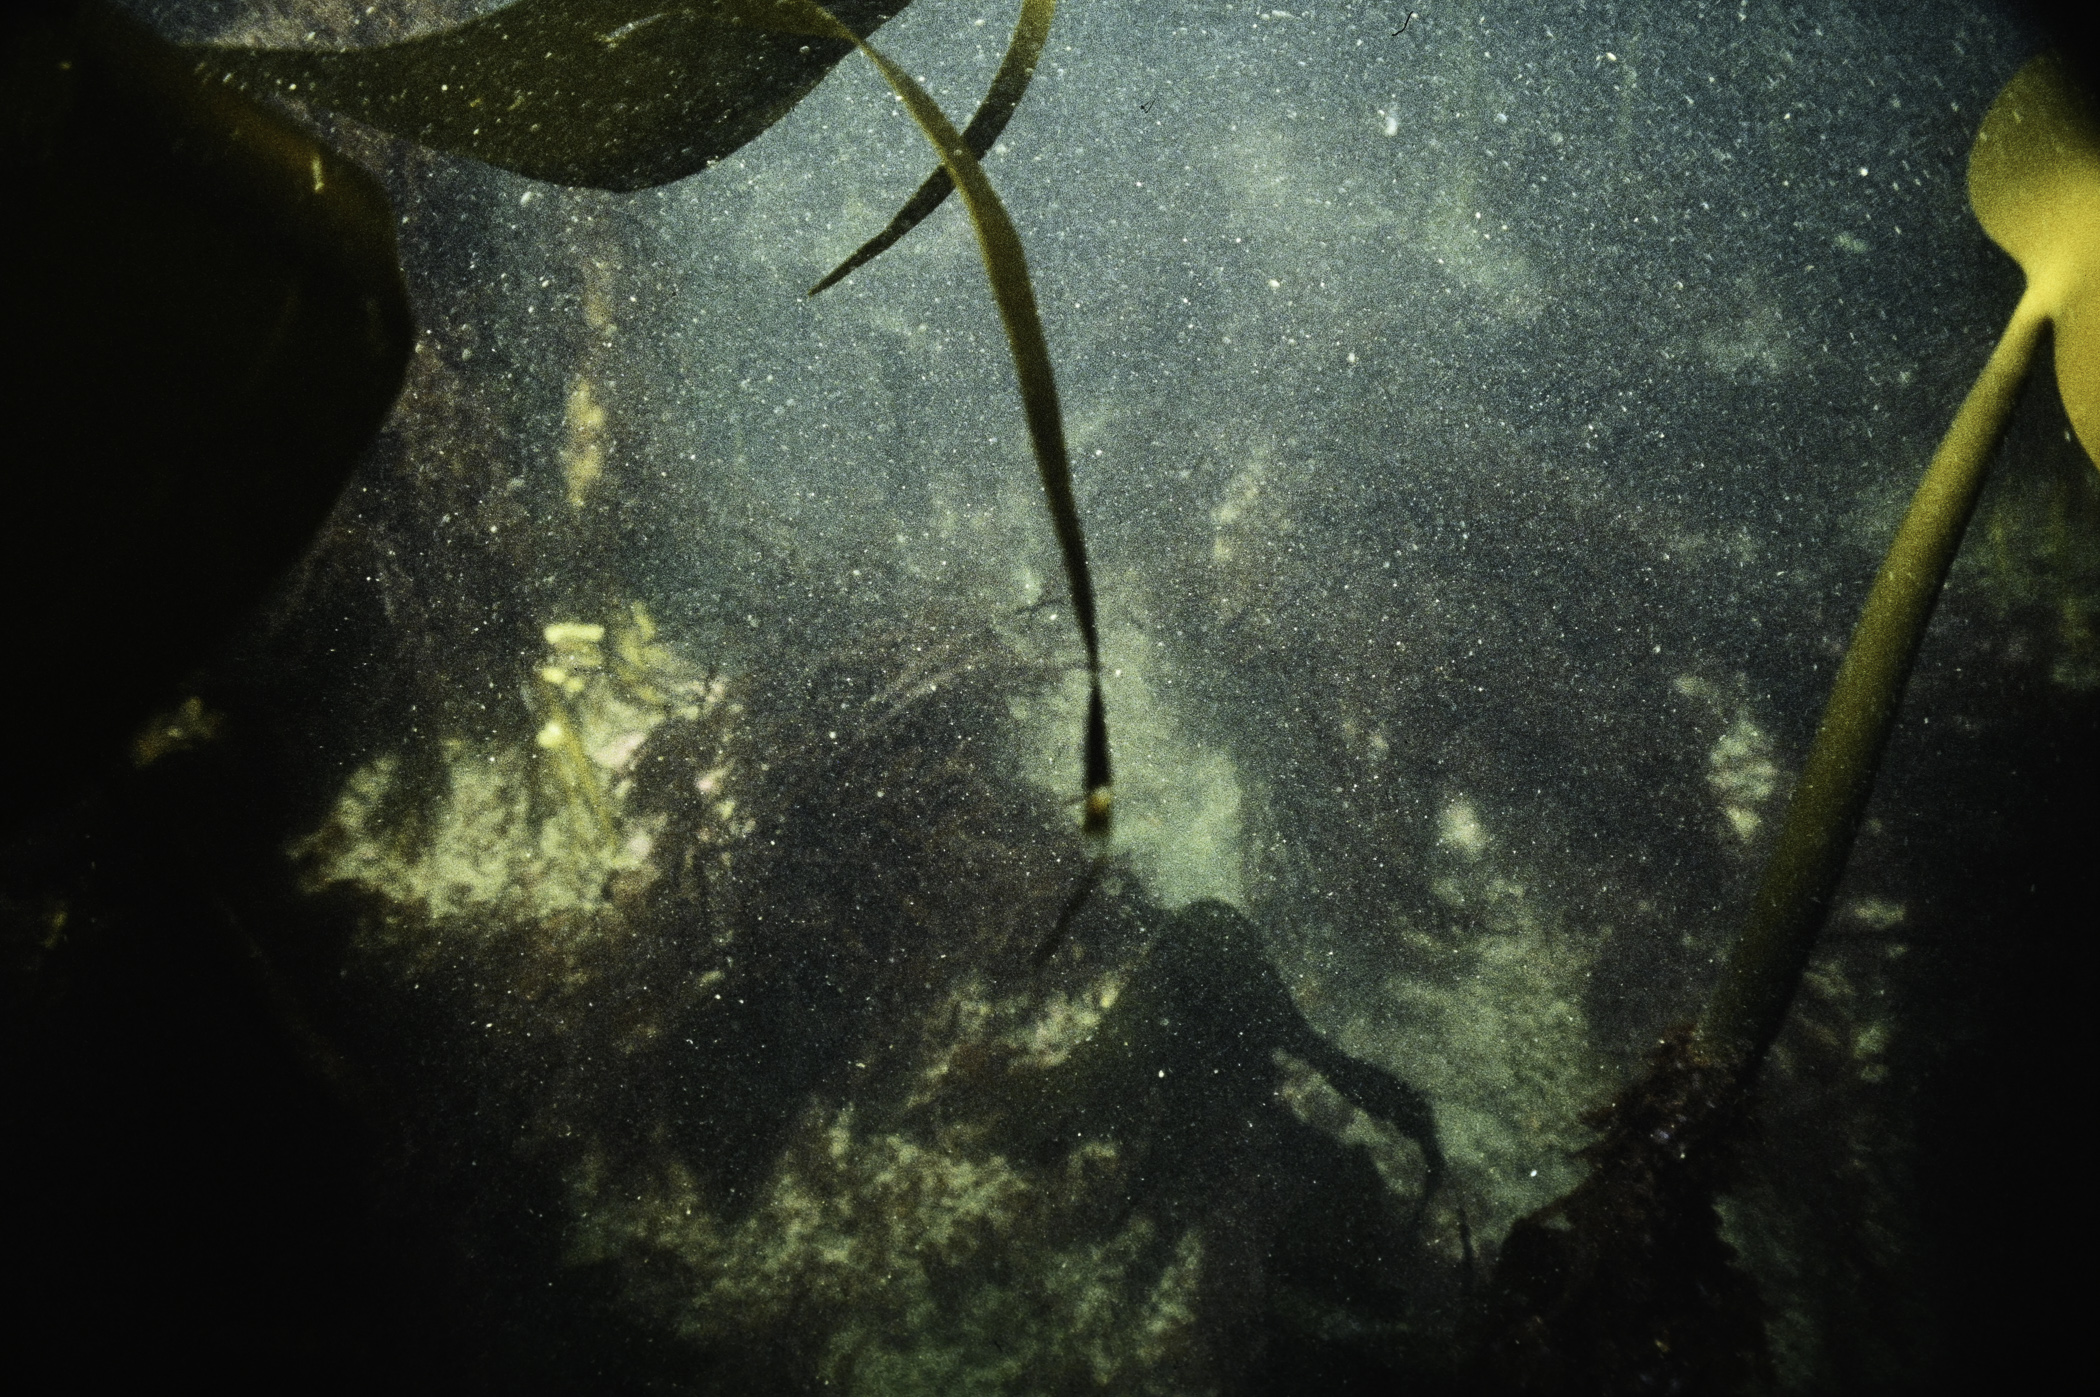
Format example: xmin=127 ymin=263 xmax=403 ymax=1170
xmin=1398 ymin=27 xmax=1549 ymax=326
xmin=1353 ymin=796 xmax=1617 ymax=1245
xmin=1674 ymin=674 xmax=1783 ymax=845
xmin=570 ymin=1108 xmax=1206 ymax=1397
xmin=912 ymin=971 xmax=1130 ymax=1091
xmin=1208 ymin=435 xmax=1298 ymax=628
xmin=297 ymin=597 xmax=1214 ymax=1391
xmin=560 ymin=376 xmax=609 ymax=508
xmin=296 ymin=606 xmax=725 ymax=956
xmin=300 ymin=743 xmax=634 ymax=928
xmin=1012 ymin=624 xmax=1245 ymax=909
xmin=1437 ymin=797 xmax=1491 ymax=859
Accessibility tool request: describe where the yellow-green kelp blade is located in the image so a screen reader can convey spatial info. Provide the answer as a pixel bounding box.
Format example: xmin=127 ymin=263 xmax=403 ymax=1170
xmin=738 ymin=0 xmax=1111 ymax=834
xmin=1699 ymin=55 xmax=2097 ymax=1077
xmin=200 ymin=0 xmax=910 ymax=192
xmin=808 ymin=0 xmax=1053 ymax=295
xmin=1968 ymin=52 xmax=2100 ymax=467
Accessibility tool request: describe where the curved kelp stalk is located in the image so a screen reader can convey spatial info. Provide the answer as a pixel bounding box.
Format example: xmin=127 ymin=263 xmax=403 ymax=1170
xmin=1470 ymin=56 xmax=2100 ymax=1393
xmin=205 ymin=0 xmax=1113 ymax=835
xmin=1700 ymin=53 xmax=2099 ymax=1082
xmin=205 ymin=0 xmax=913 ymax=190
xmin=806 ymin=0 xmax=1053 ymax=295
xmin=732 ymin=0 xmax=1112 ymax=835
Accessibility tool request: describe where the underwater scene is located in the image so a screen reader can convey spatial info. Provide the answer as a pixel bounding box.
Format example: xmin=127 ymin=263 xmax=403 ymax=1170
xmin=5 ymin=0 xmax=2095 ymax=1393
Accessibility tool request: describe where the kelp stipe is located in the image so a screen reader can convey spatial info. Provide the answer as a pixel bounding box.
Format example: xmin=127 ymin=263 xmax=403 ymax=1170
xmin=1699 ymin=53 xmax=2099 ymax=1080
xmin=1469 ymin=55 xmax=2100 ymax=1393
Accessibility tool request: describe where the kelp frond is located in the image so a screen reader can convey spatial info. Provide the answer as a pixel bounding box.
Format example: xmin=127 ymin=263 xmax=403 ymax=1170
xmin=208 ymin=0 xmax=1113 ymax=832
xmin=807 ymin=0 xmax=1055 ymax=295
xmin=736 ymin=0 xmax=1112 ymax=833
xmin=1700 ymin=53 xmax=2100 ymax=1077
xmin=203 ymin=0 xmax=911 ymax=191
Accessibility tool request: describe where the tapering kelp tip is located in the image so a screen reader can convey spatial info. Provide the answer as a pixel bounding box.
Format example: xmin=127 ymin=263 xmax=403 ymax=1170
xmin=1081 ymin=680 xmax=1112 ymax=835
xmin=1082 ymin=785 xmax=1114 ymax=837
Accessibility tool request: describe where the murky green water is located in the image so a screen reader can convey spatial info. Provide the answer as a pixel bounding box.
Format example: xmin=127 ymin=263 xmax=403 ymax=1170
xmin=8 ymin=2 xmax=2095 ymax=1392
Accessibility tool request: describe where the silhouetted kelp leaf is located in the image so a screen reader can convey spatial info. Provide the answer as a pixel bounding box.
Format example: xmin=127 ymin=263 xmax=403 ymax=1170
xmin=1699 ymin=54 xmax=2100 ymax=1077
xmin=807 ymin=0 xmax=1052 ymax=295
xmin=737 ymin=0 xmax=1111 ymax=833
xmin=2 ymin=0 xmax=413 ymax=819
xmin=202 ymin=0 xmax=910 ymax=191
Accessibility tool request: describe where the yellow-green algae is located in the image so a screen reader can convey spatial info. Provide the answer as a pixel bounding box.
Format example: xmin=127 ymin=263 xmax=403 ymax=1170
xmin=295 ymin=603 xmax=729 ymax=953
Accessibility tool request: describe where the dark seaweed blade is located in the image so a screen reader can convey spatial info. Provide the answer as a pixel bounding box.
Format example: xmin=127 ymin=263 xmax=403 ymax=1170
xmin=199 ymin=0 xmax=908 ymax=192
xmin=6 ymin=0 xmax=414 ymax=818
xmin=751 ymin=0 xmax=1112 ymax=834
xmin=807 ymin=0 xmax=1053 ymax=295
